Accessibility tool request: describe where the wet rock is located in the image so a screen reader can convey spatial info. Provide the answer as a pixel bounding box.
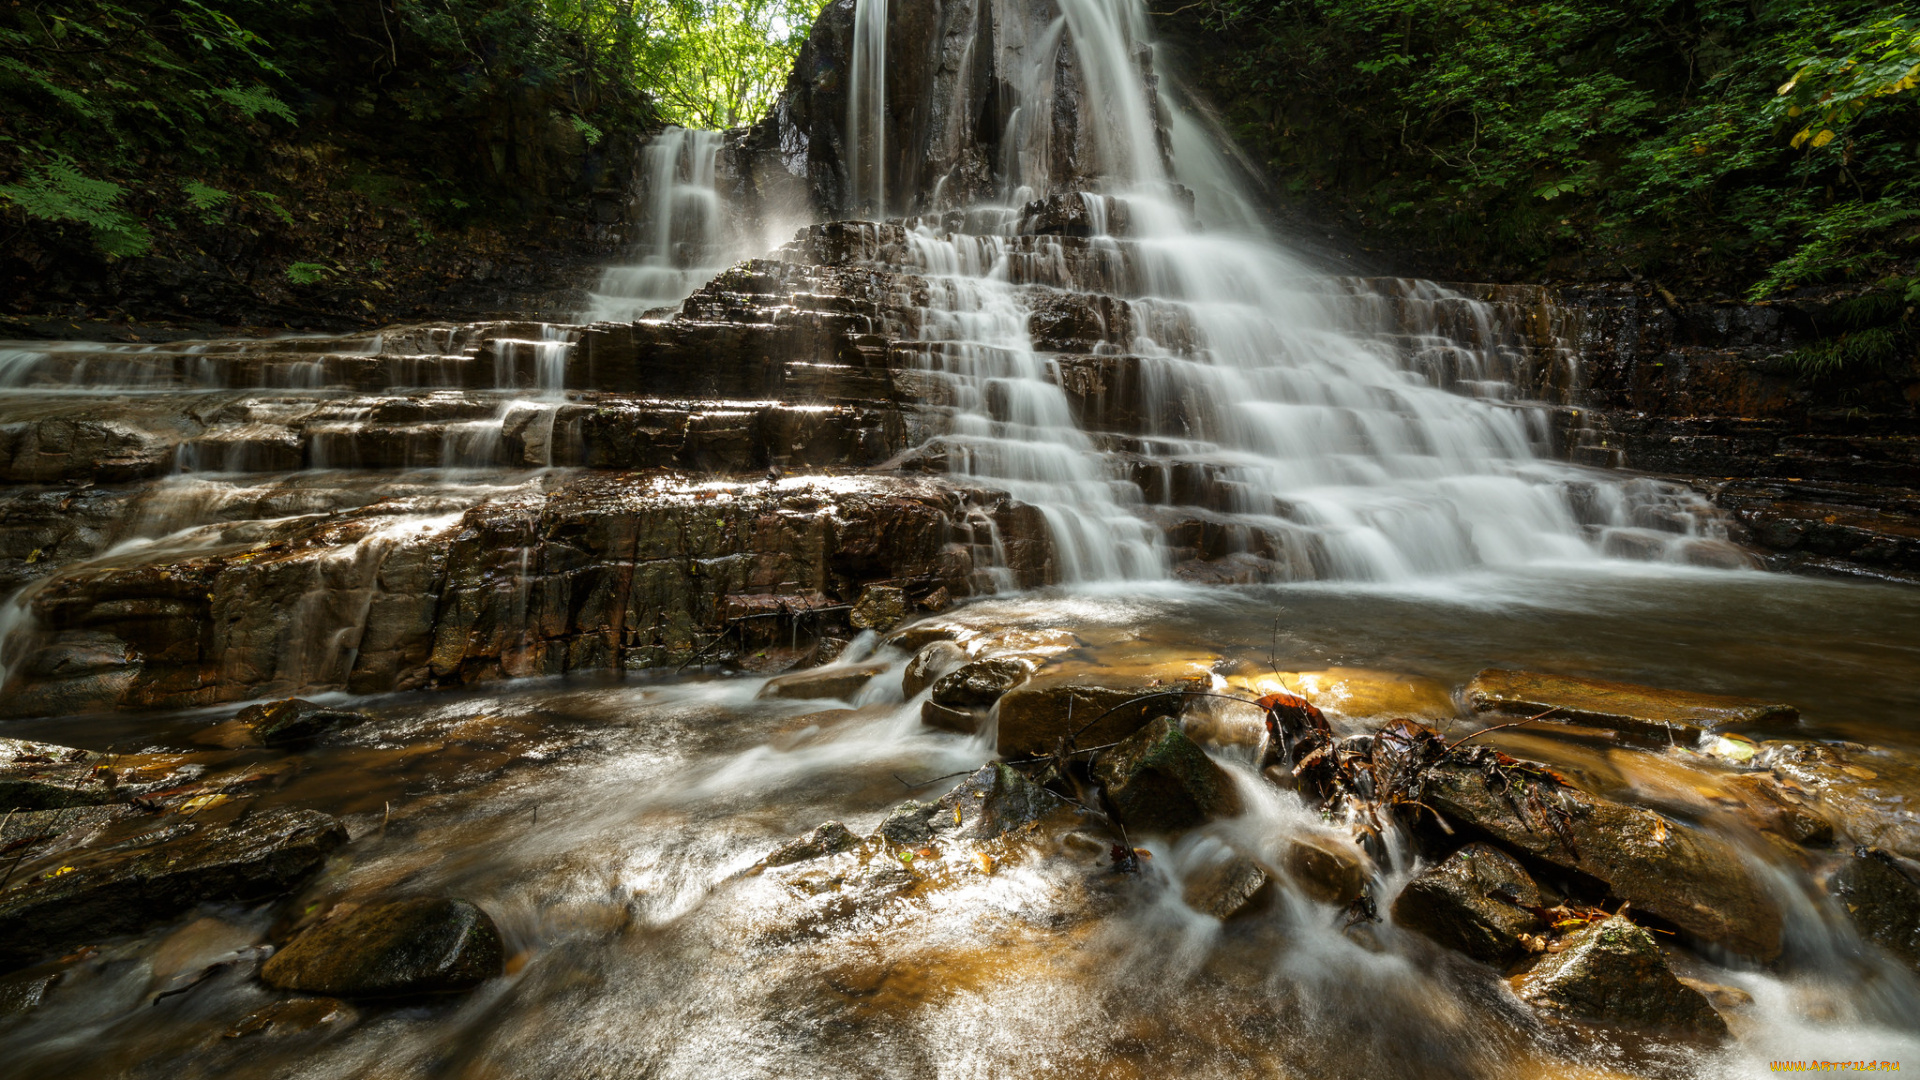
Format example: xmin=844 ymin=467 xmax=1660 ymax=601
xmin=1761 ymin=741 xmax=1920 ymax=859
xmin=901 ymin=639 xmax=968 ymax=698
xmin=929 ymin=656 xmax=1033 ymax=709
xmin=0 ymin=963 xmax=63 ymax=1016
xmin=1092 ymin=716 xmax=1242 ymax=836
xmin=1183 ymin=850 xmax=1272 ymax=920
xmin=1392 ymin=843 xmax=1543 ymax=965
xmin=1423 ymin=757 xmax=1783 ymax=959
xmin=1283 ymin=836 xmax=1368 ymax=906
xmin=1514 ymin=914 xmax=1727 ymax=1038
xmin=757 ymin=664 xmax=885 ymax=701
xmin=0 ymin=805 xmax=139 ymax=867
xmin=765 ymin=821 xmax=864 ymax=867
xmin=995 ymin=661 xmax=1214 ymax=758
xmin=1465 ymin=669 xmax=1797 ymax=744
xmin=0 ymin=737 xmax=116 ymax=810
xmin=259 ymin=898 xmax=504 ymax=998
xmin=1720 ymin=771 xmax=1834 ymax=847
xmin=920 ymin=700 xmax=984 ymax=735
xmin=876 ymin=801 xmax=942 ymax=847
xmin=1225 ymin=667 xmax=1455 ymax=727
xmin=224 ymin=996 xmax=358 ymax=1039
xmin=881 ymin=620 xmax=969 ymax=654
xmin=230 ymin=698 xmax=370 ymax=748
xmin=935 ymin=763 xmax=1072 ymax=841
xmin=0 ymin=807 xmax=347 ymax=972
xmin=1827 ymin=850 xmax=1920 ymax=971
xmin=849 ymin=584 xmax=910 ymax=632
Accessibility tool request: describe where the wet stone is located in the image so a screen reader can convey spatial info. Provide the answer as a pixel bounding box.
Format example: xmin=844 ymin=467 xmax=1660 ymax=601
xmin=935 ymin=763 xmax=1071 ymax=841
xmin=224 ymin=996 xmax=359 ymax=1039
xmin=259 ymin=898 xmax=505 ymax=998
xmin=1392 ymin=843 xmax=1543 ymax=966
xmin=1422 ymin=757 xmax=1783 ymax=960
xmin=0 ymin=741 xmax=119 ymax=811
xmin=231 ymin=698 xmax=371 ymax=748
xmin=1282 ymin=836 xmax=1367 ymax=906
xmin=1827 ymin=849 xmax=1920 ymax=971
xmin=1514 ymin=914 xmax=1728 ymax=1039
xmin=929 ymin=657 xmax=1033 ymax=709
xmin=1183 ymin=851 xmax=1272 ymax=920
xmin=920 ymin=700 xmax=983 ymax=735
xmin=757 ymin=664 xmax=884 ymax=702
xmin=901 ymin=639 xmax=968 ymax=698
xmin=1092 ymin=716 xmax=1242 ymax=836
xmin=1466 ymin=669 xmax=1797 ymax=744
xmin=0 ymin=807 xmax=347 ymax=972
xmin=849 ymin=585 xmax=910 ymax=632
xmin=765 ymin=821 xmax=864 ymax=868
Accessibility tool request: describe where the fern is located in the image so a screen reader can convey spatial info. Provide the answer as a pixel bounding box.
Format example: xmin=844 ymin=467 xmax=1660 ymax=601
xmin=180 ymin=179 xmax=232 ymax=224
xmin=204 ymin=84 xmax=296 ymax=124
xmin=285 ymin=262 xmax=331 ymax=285
xmin=0 ymin=155 xmax=151 ymax=257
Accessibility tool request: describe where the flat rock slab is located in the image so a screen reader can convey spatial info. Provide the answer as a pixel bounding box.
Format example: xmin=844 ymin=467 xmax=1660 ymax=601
xmin=1515 ymin=914 xmax=1727 ymax=1038
xmin=0 ymin=807 xmax=347 ymax=972
xmin=757 ymin=664 xmax=886 ymax=701
xmin=261 ymin=898 xmax=504 ymax=998
xmin=0 ymin=737 xmax=113 ymax=811
xmin=1465 ymin=669 xmax=1797 ymax=743
xmin=1424 ymin=759 xmax=1783 ymax=960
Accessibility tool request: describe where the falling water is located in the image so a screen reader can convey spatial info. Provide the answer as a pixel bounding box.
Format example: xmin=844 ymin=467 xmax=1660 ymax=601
xmin=845 ymin=0 xmax=889 ymax=215
xmin=582 ymin=127 xmax=730 ymax=322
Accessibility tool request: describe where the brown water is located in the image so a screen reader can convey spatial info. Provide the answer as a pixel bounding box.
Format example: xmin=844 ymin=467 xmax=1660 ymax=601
xmin=3 ymin=567 xmax=1917 ymax=1079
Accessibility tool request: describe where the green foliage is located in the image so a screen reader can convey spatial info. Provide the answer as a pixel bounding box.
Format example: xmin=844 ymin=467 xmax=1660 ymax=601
xmin=1769 ymin=276 xmax=1915 ymax=382
xmin=0 ymin=155 xmax=151 ymax=256
xmin=285 ymin=261 xmax=331 ymax=284
xmin=622 ymin=0 xmax=818 ymax=128
xmin=1181 ymin=0 xmax=1920 ymax=294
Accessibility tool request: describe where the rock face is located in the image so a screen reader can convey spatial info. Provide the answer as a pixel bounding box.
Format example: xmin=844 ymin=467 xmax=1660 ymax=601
xmin=1392 ymin=843 xmax=1543 ymax=966
xmin=260 ymin=898 xmax=504 ymax=997
xmin=1423 ymin=759 xmax=1783 ymax=960
xmin=1514 ymin=914 xmax=1727 ymax=1038
xmin=1092 ymin=716 xmax=1241 ymax=836
xmin=1827 ymin=850 xmax=1920 ymax=971
xmin=1465 ymin=669 xmax=1798 ymax=743
xmin=0 ymin=807 xmax=347 ymax=971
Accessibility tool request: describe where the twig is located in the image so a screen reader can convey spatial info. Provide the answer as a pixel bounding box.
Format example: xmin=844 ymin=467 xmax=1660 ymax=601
xmin=1443 ymin=708 xmax=1562 ymax=753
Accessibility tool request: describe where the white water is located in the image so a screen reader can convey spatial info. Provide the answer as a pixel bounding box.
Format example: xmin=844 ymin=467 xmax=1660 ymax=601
xmin=581 ymin=127 xmax=730 ymax=322
xmin=845 ymin=0 xmax=889 ymax=215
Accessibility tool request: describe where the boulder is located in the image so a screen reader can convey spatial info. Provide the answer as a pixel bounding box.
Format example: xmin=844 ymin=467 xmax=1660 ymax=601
xmin=929 ymin=657 xmax=1033 ymax=709
xmin=995 ymin=664 xmax=1212 ymax=758
xmin=1827 ymin=850 xmax=1920 ymax=971
xmin=1514 ymin=914 xmax=1727 ymax=1038
xmin=1183 ymin=850 xmax=1272 ymax=920
xmin=230 ymin=698 xmax=370 ymax=747
xmin=920 ymin=700 xmax=983 ymax=735
xmin=1392 ymin=843 xmax=1543 ymax=965
xmin=765 ymin=821 xmax=864 ymax=867
xmin=1465 ymin=669 xmax=1796 ymax=744
xmin=874 ymin=764 xmax=1074 ymax=848
xmin=901 ymin=639 xmax=968 ymax=698
xmin=1720 ymin=771 xmax=1834 ymax=847
xmin=0 ymin=807 xmax=347 ymax=972
xmin=1762 ymin=741 xmax=1920 ymax=860
xmin=1092 ymin=716 xmax=1241 ymax=836
xmin=259 ymin=898 xmax=504 ymax=998
xmin=757 ymin=664 xmax=884 ymax=701
xmin=849 ymin=585 xmax=910 ymax=631
xmin=1422 ymin=758 xmax=1783 ymax=959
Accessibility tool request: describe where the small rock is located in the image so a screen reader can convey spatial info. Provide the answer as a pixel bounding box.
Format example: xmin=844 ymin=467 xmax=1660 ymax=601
xmin=259 ymin=898 xmax=504 ymax=998
xmin=935 ymin=763 xmax=1072 ymax=840
xmin=765 ymin=821 xmax=863 ymax=867
xmin=1282 ymin=836 xmax=1367 ymax=906
xmin=876 ymin=801 xmax=941 ymax=846
xmin=1514 ymin=914 xmax=1727 ymax=1038
xmin=929 ymin=657 xmax=1032 ymax=709
xmin=920 ymin=700 xmax=983 ymax=735
xmin=880 ymin=620 xmax=968 ymax=654
xmin=1721 ymin=772 xmax=1834 ymax=847
xmin=224 ymin=996 xmax=358 ymax=1039
xmin=757 ymin=664 xmax=885 ymax=701
xmin=901 ymin=640 xmax=968 ymax=698
xmin=1183 ymin=850 xmax=1272 ymax=920
xmin=0 ymin=807 xmax=347 ymax=972
xmin=1827 ymin=849 xmax=1920 ymax=971
xmin=849 ymin=585 xmax=910 ymax=632
xmin=1092 ymin=716 xmax=1241 ymax=835
xmin=1676 ymin=976 xmax=1754 ymax=1011
xmin=0 ymin=737 xmax=117 ymax=811
xmin=919 ymin=586 xmax=952 ymax=612
xmin=0 ymin=963 xmax=64 ymax=1016
xmin=1465 ymin=669 xmax=1796 ymax=744
xmin=228 ymin=699 xmax=370 ymax=748
xmin=1391 ymin=843 xmax=1543 ymax=965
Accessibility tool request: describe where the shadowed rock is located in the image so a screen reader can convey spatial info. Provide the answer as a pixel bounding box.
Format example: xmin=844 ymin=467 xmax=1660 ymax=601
xmin=1093 ymin=716 xmax=1241 ymax=836
xmin=1514 ymin=914 xmax=1727 ymax=1038
xmin=0 ymin=737 xmax=114 ymax=811
xmin=1827 ymin=849 xmax=1920 ymax=971
xmin=1392 ymin=843 xmax=1543 ymax=965
xmin=0 ymin=807 xmax=347 ymax=972
xmin=930 ymin=657 xmax=1033 ymax=709
xmin=232 ymin=698 xmax=370 ymax=747
xmin=260 ymin=898 xmax=504 ymax=998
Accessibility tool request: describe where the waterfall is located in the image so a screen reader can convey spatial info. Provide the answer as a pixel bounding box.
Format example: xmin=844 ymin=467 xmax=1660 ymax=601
xmin=845 ymin=0 xmax=888 ymax=215
xmin=582 ymin=128 xmax=729 ymax=323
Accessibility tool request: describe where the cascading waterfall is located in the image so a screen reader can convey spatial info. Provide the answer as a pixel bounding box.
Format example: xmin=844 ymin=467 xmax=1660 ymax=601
xmin=845 ymin=0 xmax=889 ymax=215
xmin=582 ymin=127 xmax=729 ymax=322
